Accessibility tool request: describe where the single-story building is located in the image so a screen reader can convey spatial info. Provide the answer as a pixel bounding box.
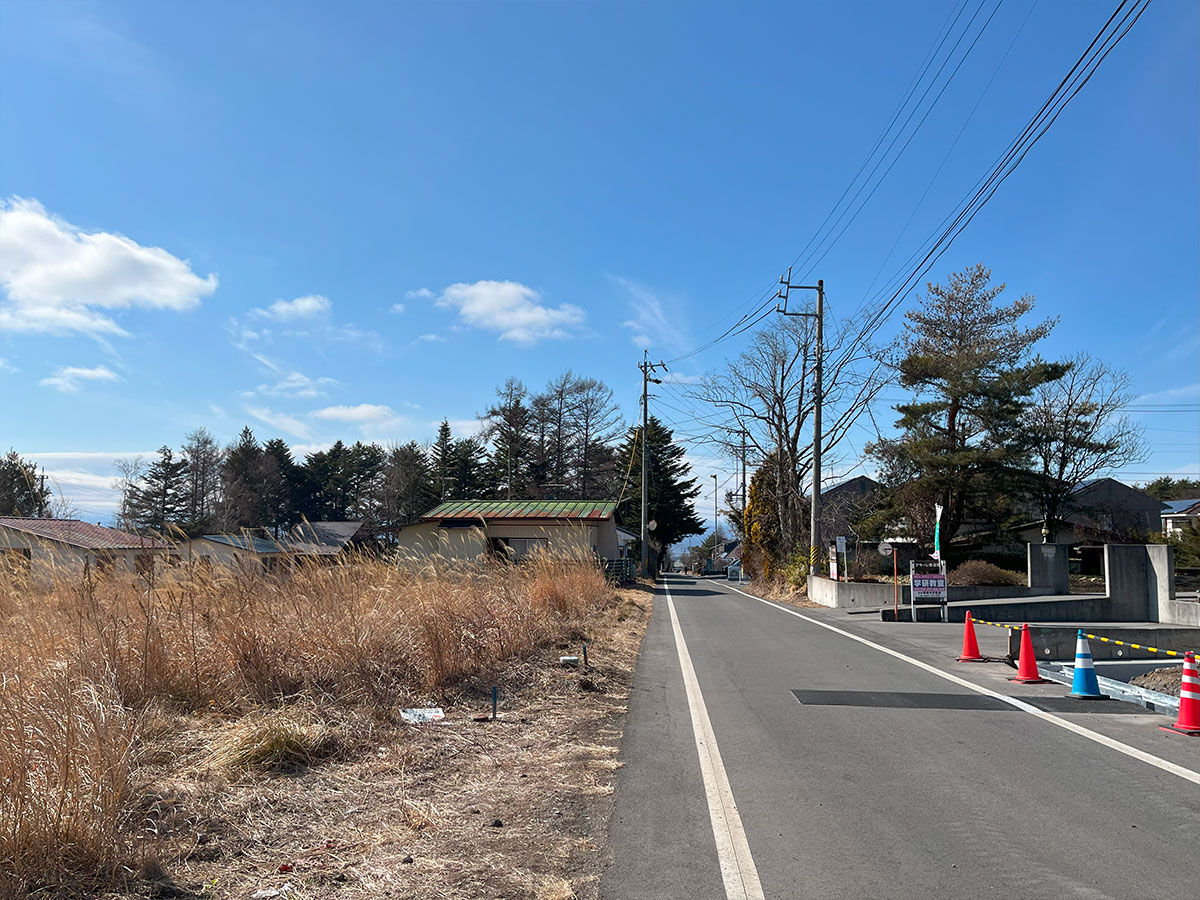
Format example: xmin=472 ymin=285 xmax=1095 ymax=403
xmin=395 ymin=500 xmax=620 ymax=562
xmin=1162 ymin=499 xmax=1200 ymax=536
xmin=184 ymin=520 xmax=363 ymax=571
xmin=0 ymin=516 xmax=168 ymax=583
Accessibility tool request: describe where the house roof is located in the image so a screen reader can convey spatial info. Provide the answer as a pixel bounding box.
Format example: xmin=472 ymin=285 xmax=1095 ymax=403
xmin=422 ymin=500 xmax=617 ymax=522
xmin=822 ymin=475 xmax=881 ymax=496
xmin=290 ymin=520 xmax=362 ymax=546
xmin=0 ymin=517 xmax=168 ymax=551
xmin=1163 ymin=499 xmax=1200 ymax=516
xmin=199 ymin=533 xmax=343 ymax=556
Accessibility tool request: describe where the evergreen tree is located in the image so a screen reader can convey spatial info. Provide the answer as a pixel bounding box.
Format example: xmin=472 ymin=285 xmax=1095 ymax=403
xmin=431 ymin=419 xmax=456 ymax=501
xmin=451 ymin=437 xmax=491 ymax=500
xmin=127 ymin=446 xmax=189 ymax=534
xmin=614 ymin=417 xmax=704 ymax=566
xmin=220 ymin=427 xmax=267 ymax=530
xmin=485 ymin=378 xmax=534 ymax=499
xmin=378 ymin=441 xmax=436 ymax=530
xmin=867 ymin=265 xmax=1066 ymax=547
xmin=572 ymin=376 xmax=623 ymax=499
xmin=0 ymin=450 xmax=50 ymax=517
xmin=261 ymin=438 xmax=299 ymax=535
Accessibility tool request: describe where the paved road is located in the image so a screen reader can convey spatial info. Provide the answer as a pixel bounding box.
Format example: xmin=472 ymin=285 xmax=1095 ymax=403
xmin=601 ymin=575 xmax=1200 ymax=900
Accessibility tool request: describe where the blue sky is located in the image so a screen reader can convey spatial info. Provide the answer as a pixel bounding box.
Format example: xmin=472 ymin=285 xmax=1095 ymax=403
xmin=1 ymin=0 xmax=1197 ymax=523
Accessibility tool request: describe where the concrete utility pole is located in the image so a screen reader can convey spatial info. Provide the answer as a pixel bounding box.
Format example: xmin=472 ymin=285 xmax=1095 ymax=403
xmin=712 ymin=473 xmax=718 ymax=571
xmin=777 ymin=268 xmax=824 ymax=574
xmin=639 ymin=350 xmax=667 ymax=578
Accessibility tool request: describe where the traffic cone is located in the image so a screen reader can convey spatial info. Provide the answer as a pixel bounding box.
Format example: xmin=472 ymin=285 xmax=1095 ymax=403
xmin=956 ymin=611 xmax=984 ymax=662
xmin=1160 ymin=651 xmax=1200 ymax=737
xmin=1070 ymin=630 xmax=1105 ymax=699
xmin=1009 ymin=623 xmax=1050 ymax=684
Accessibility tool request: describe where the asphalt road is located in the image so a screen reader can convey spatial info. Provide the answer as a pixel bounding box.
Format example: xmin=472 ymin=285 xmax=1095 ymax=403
xmin=601 ymin=575 xmax=1200 ymax=900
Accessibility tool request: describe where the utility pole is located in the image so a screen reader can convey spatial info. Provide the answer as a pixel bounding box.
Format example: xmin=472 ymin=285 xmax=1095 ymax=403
xmin=638 ymin=350 xmax=668 ymax=578
xmin=777 ymin=267 xmax=825 ymax=574
xmin=712 ymin=473 xmax=718 ymax=572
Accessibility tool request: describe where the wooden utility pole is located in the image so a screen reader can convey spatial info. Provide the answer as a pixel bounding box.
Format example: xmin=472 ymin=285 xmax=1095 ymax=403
xmin=777 ymin=268 xmax=825 ymax=573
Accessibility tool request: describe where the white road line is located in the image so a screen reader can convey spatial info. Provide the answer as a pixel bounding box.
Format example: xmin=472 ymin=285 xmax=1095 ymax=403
xmin=711 ymin=579 xmax=1200 ymax=787
xmin=663 ymin=580 xmax=765 ymax=900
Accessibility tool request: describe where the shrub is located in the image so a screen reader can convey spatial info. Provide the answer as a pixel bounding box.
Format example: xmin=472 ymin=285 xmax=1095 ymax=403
xmin=948 ymin=559 xmax=1024 ymax=587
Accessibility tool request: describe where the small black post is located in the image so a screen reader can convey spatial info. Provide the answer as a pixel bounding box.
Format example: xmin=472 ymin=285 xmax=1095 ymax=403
xmin=582 ymin=644 xmax=589 ymax=668
xmin=491 ymin=685 xmax=498 ymax=720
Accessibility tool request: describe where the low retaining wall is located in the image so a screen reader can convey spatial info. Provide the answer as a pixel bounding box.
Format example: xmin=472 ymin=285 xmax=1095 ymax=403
xmin=1160 ymin=598 xmax=1200 ymax=627
xmin=880 ymin=595 xmax=1106 ymax=623
xmin=809 ymin=576 xmax=1066 ymax=611
xmin=1006 ymin=625 xmax=1200 ymax=661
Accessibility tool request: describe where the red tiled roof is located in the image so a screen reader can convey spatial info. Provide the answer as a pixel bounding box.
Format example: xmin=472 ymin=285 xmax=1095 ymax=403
xmin=0 ymin=517 xmax=168 ymax=550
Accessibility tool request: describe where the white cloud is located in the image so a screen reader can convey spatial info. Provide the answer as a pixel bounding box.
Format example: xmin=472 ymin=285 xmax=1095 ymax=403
xmin=1133 ymin=383 xmax=1200 ymax=405
xmin=254 ymin=370 xmax=338 ymax=399
xmin=612 ymin=275 xmax=682 ymax=348
xmin=39 ymin=364 xmax=121 ymax=392
xmin=24 ymin=450 xmax=154 ymax=463
xmin=41 ymin=468 xmax=123 ymax=517
xmin=254 ymin=294 xmax=332 ymax=320
xmin=417 ymin=332 xmax=446 ymax=343
xmin=405 ymin=288 xmax=434 ymax=300
xmin=435 ymin=280 xmax=585 ymax=344
xmin=313 ymin=403 xmax=400 ymax=424
xmin=390 ymin=303 xmax=406 ymax=314
xmin=438 ymin=417 xmax=485 ymax=437
xmin=0 ymin=197 xmax=216 ymax=339
xmin=245 ymin=405 xmax=313 ymax=440
xmin=0 ymin=357 xmax=15 ymax=373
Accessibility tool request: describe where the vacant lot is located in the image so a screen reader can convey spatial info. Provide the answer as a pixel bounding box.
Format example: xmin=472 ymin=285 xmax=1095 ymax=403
xmin=0 ymin=553 xmax=650 ymax=899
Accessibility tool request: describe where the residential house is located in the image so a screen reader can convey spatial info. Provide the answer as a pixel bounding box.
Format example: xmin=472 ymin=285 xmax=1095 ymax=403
xmin=820 ymin=475 xmax=882 ymax=541
xmin=0 ymin=517 xmax=167 ymax=583
xmin=185 ymin=520 xmax=363 ymax=571
xmin=1162 ymin=499 xmax=1200 ymax=537
xmin=394 ymin=500 xmax=620 ymax=562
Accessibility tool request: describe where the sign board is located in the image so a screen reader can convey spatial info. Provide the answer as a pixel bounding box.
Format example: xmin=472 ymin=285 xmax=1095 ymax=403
xmin=648 ymin=519 xmax=657 ymax=531
xmin=878 ymin=541 xmax=894 ymax=557
xmin=828 ymin=546 xmax=838 ymax=580
xmin=909 ymin=559 xmax=948 ymax=622
xmin=836 ymin=535 xmax=847 ymax=554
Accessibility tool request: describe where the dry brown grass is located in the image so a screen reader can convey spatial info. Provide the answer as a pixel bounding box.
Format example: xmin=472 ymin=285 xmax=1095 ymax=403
xmin=0 ymin=548 xmax=616 ymax=897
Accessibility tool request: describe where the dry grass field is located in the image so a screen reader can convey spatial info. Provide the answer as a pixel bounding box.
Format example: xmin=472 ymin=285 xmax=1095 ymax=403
xmin=0 ymin=551 xmax=651 ymax=899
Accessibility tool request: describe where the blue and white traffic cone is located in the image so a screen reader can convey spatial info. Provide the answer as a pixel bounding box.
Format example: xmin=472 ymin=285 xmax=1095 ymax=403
xmin=1070 ymin=630 xmax=1105 ymax=700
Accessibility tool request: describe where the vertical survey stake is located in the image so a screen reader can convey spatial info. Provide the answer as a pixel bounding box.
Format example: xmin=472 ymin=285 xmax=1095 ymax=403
xmin=492 ymin=685 xmax=498 ymax=720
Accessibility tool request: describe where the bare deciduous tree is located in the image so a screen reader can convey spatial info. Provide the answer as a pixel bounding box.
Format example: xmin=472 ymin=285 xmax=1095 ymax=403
xmin=1028 ymin=352 xmax=1147 ymax=540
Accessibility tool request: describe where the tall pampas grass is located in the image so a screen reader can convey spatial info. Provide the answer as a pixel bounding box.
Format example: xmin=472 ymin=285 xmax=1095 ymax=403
xmin=0 ymin=544 xmax=611 ymax=894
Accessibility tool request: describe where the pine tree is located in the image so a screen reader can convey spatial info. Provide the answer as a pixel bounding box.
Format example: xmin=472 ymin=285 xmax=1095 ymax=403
xmin=431 ymin=419 xmax=456 ymax=501
xmin=868 ymin=265 xmax=1066 ymax=546
xmin=180 ymin=428 xmax=222 ymax=536
xmin=0 ymin=450 xmax=50 ymax=517
xmin=451 ymin=437 xmax=491 ymax=500
xmin=261 ymin=438 xmax=298 ymax=536
xmin=614 ymin=417 xmax=704 ymax=565
xmin=378 ymin=441 xmax=436 ymax=530
xmin=220 ymin=427 xmax=267 ymax=530
xmin=127 ymin=446 xmax=188 ymax=534
xmin=485 ymin=378 xmax=534 ymax=499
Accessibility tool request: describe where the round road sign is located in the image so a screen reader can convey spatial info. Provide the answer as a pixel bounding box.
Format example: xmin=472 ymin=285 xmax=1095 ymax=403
xmin=648 ymin=519 xmax=658 ymax=531
xmin=878 ymin=541 xmax=894 ymax=557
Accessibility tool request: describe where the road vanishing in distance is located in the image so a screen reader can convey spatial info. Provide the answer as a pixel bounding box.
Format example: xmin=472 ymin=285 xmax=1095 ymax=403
xmin=601 ymin=575 xmax=1199 ymax=900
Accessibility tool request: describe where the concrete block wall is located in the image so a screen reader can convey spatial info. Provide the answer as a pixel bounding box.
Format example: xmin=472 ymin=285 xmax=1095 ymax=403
xmin=1104 ymin=543 xmax=1175 ymax=622
xmin=1027 ymin=543 xmax=1069 ymax=594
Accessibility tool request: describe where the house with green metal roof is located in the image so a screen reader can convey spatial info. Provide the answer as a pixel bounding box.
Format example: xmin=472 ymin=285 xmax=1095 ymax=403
xmin=395 ymin=499 xmax=624 ymax=563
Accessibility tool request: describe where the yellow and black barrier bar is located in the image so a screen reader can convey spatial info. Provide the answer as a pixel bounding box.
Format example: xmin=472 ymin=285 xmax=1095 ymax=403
xmin=969 ymin=617 xmax=1193 ymax=658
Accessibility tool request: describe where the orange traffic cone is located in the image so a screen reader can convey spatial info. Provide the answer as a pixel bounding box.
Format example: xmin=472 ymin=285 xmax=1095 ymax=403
xmin=1161 ymin=651 xmax=1200 ymax=737
xmin=956 ymin=611 xmax=984 ymax=662
xmin=1009 ymin=623 xmax=1050 ymax=684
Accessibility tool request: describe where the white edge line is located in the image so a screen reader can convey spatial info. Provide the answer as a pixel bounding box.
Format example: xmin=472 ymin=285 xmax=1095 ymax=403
xmin=663 ymin=579 xmax=766 ymax=900
xmin=708 ymin=578 xmax=1200 ymax=787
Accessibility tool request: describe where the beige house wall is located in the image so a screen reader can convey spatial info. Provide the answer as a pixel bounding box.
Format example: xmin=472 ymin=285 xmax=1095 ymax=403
xmin=0 ymin=526 xmax=158 ymax=584
xmin=395 ymin=519 xmax=619 ymax=562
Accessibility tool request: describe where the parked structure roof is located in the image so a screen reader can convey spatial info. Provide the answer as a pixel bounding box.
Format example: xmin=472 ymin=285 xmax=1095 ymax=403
xmin=422 ymin=500 xmax=617 ymax=522
xmin=0 ymin=517 xmax=168 ymax=550
xmin=290 ymin=520 xmax=363 ymax=547
xmin=1163 ymin=499 xmax=1200 ymax=516
xmin=199 ymin=533 xmax=344 ymax=556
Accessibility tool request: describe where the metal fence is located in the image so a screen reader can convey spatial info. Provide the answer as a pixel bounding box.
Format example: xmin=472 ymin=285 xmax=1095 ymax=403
xmin=602 ymin=558 xmax=636 ymax=584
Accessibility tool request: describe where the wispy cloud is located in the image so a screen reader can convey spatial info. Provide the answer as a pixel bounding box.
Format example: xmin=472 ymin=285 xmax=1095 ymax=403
xmin=245 ymin=405 xmax=313 ymax=440
xmin=0 ymin=357 xmax=15 ymax=373
xmin=405 ymin=288 xmax=434 ymax=300
xmin=251 ymin=370 xmax=339 ymax=399
xmin=39 ymin=364 xmax=121 ymax=392
xmin=417 ymin=333 xmax=446 ymax=343
xmin=390 ymin=303 xmax=406 ymax=314
xmin=1133 ymin=383 xmax=1200 ymax=405
xmin=252 ymin=294 xmax=331 ymax=320
xmin=611 ymin=275 xmax=683 ymax=348
xmin=435 ymin=280 xmax=585 ymax=344
xmin=0 ymin=197 xmax=216 ymax=341
xmin=313 ymin=403 xmax=410 ymax=439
